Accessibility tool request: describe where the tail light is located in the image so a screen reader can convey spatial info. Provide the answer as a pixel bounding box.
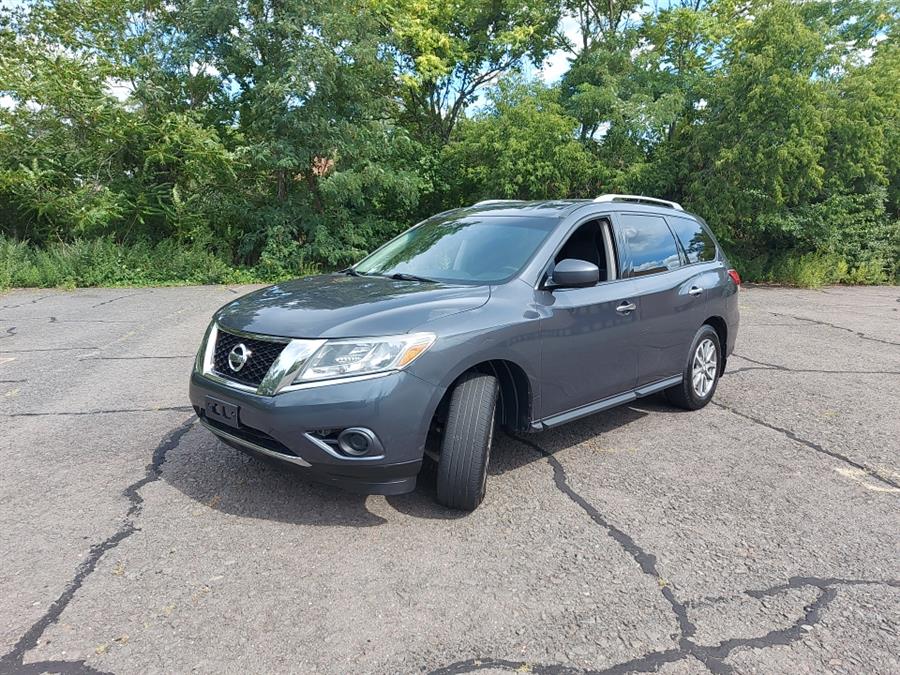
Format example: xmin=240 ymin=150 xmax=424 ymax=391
xmin=727 ymin=269 xmax=741 ymax=287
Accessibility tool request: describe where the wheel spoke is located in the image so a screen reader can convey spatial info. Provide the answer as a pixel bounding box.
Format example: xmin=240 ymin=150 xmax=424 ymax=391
xmin=691 ymin=337 xmax=718 ymax=398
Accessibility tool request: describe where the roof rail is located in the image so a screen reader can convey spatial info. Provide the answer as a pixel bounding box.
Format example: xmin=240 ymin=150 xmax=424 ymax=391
xmin=593 ymin=194 xmax=683 ymax=210
xmin=473 ymin=199 xmax=522 ymax=206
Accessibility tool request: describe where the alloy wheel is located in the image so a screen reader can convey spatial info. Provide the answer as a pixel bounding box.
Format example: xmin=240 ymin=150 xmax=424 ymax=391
xmin=691 ymin=338 xmax=718 ymax=398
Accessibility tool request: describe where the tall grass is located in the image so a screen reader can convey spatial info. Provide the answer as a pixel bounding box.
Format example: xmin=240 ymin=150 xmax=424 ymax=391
xmin=726 ymin=250 xmax=894 ymax=288
xmin=0 ymin=237 xmax=320 ymax=290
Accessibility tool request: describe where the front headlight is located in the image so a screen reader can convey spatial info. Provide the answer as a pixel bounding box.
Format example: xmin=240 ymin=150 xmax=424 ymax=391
xmin=293 ymin=332 xmax=436 ymax=383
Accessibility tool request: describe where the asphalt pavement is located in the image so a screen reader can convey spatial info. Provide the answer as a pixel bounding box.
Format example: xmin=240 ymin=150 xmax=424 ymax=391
xmin=1 ymin=284 xmax=898 ymax=674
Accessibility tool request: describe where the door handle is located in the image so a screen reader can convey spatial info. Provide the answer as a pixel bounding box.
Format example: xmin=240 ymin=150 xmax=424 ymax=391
xmin=688 ymin=286 xmax=704 ymax=296
xmin=616 ymin=301 xmax=636 ymax=314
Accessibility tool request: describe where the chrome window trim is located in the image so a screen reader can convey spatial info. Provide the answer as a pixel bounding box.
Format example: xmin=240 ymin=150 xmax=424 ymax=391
xmin=199 ymin=418 xmax=312 ymax=467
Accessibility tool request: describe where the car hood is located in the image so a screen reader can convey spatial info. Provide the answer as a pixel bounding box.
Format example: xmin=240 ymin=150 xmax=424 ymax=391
xmin=215 ymin=274 xmax=490 ymax=338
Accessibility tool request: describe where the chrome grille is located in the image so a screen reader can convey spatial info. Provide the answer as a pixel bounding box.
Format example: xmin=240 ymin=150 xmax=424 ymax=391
xmin=212 ymin=329 xmax=288 ymax=388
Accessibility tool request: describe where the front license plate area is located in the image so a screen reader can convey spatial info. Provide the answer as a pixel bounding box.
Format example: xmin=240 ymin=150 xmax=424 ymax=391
xmin=205 ymin=396 xmax=240 ymax=429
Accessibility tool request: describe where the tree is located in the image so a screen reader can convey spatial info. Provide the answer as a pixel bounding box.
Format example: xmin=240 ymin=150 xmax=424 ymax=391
xmin=0 ymin=1 xmax=236 ymax=245
xmin=379 ymin=0 xmax=561 ymax=144
xmin=442 ymin=79 xmax=594 ymax=203
xmin=683 ymin=1 xmax=828 ymax=246
xmin=1 ymin=0 xmax=898 ymax=284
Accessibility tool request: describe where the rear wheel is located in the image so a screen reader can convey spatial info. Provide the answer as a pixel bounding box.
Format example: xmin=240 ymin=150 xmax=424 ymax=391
xmin=665 ymin=325 xmax=721 ymax=410
xmin=436 ymin=372 xmax=499 ymax=511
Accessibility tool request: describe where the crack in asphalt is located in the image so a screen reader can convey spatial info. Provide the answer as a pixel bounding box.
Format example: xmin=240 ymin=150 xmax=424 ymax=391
xmin=746 ymin=576 xmax=900 ymax=598
xmin=711 ymin=401 xmax=900 ymax=490
xmin=79 ymin=355 xmax=194 ymax=361
xmin=1 ymin=659 xmax=113 ymax=674
xmin=90 ymin=293 xmax=142 ymax=309
xmin=1 ymin=347 xmax=101 ymax=353
xmin=0 ymin=294 xmax=52 ymax=310
xmin=768 ymin=312 xmax=900 ymax=347
xmin=430 ymin=436 xmax=900 ymax=675
xmin=4 ymin=406 xmax=194 ymax=418
xmin=0 ymin=317 xmax=138 ymax=324
xmin=509 ymin=434 xmax=696 ymax=640
xmin=0 ymin=418 xmax=195 ymax=675
xmin=726 ymin=354 xmax=900 ymax=377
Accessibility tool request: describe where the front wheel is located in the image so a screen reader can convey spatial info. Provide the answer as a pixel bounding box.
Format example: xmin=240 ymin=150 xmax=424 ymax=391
xmin=665 ymin=325 xmax=721 ymax=410
xmin=436 ymin=372 xmax=499 ymax=511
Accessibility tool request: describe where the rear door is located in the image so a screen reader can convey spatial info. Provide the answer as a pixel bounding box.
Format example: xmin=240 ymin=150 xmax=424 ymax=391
xmin=611 ymin=211 xmax=700 ymax=387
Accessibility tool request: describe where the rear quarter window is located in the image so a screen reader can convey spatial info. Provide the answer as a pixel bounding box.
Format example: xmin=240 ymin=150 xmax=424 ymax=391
xmin=618 ymin=213 xmax=682 ymax=277
xmin=668 ymin=216 xmax=717 ymax=263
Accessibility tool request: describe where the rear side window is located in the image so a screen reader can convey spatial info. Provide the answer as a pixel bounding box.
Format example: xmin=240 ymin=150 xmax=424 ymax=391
xmin=618 ymin=214 xmax=682 ymax=277
xmin=668 ymin=217 xmax=717 ymax=263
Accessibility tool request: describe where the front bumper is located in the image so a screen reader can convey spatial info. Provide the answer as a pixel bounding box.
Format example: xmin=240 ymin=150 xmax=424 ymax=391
xmin=189 ymin=369 xmax=442 ymax=495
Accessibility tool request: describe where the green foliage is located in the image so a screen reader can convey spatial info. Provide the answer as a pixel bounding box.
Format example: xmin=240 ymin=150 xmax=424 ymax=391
xmin=0 ymin=0 xmax=898 ymax=288
xmin=441 ymin=80 xmax=595 ymax=203
xmin=379 ymin=0 xmax=561 ymax=142
xmin=685 ymin=1 xmax=829 ymax=235
xmin=0 ymin=236 xmax=270 ymax=289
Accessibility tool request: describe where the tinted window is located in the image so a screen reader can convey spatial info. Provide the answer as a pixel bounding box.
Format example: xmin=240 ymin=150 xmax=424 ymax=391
xmin=668 ymin=217 xmax=716 ymax=263
xmin=618 ymin=214 xmax=682 ymax=276
xmin=354 ymin=213 xmax=556 ymax=284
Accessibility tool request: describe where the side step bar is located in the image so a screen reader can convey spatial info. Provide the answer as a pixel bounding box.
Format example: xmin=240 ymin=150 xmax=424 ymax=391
xmin=531 ymin=375 xmax=683 ymax=430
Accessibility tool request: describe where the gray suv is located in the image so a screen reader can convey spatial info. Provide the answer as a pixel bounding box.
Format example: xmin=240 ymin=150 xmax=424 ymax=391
xmin=190 ymin=195 xmax=740 ymax=510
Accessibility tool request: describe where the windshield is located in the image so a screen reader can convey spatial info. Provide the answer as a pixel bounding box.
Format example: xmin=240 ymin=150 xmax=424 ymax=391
xmin=354 ymin=213 xmax=557 ymax=284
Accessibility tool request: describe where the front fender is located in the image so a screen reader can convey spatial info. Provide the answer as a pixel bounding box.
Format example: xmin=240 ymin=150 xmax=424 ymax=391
xmin=406 ymin=286 xmax=543 ymax=427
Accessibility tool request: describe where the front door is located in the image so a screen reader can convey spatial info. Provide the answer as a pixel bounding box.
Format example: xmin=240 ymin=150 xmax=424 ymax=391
xmin=535 ymin=218 xmax=640 ymax=418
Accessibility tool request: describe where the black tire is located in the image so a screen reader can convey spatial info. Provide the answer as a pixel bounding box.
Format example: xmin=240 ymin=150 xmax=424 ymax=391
xmin=665 ymin=325 xmax=722 ymax=410
xmin=436 ymin=372 xmax=499 ymax=511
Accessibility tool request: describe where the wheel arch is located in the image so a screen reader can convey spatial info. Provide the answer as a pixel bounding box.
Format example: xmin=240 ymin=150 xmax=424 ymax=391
xmin=702 ymin=315 xmax=728 ymax=374
xmin=428 ymin=358 xmax=534 ymax=434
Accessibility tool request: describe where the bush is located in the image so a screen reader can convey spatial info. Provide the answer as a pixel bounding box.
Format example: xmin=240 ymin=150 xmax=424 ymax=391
xmin=728 ymin=249 xmax=890 ymax=288
xmin=0 ymin=237 xmax=296 ymax=290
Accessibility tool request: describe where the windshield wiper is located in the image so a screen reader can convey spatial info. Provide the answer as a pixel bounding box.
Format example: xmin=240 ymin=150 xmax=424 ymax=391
xmin=387 ymin=272 xmax=438 ymax=283
xmin=341 ymin=268 xmax=364 ymax=277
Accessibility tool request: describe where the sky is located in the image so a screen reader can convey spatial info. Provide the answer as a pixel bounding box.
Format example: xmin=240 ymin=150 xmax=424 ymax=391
xmin=538 ymin=13 xmax=583 ymax=84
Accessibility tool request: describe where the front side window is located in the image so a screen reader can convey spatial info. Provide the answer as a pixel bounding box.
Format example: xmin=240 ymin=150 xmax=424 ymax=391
xmin=668 ymin=217 xmax=717 ymax=263
xmin=618 ymin=214 xmax=682 ymax=277
xmin=355 ymin=213 xmax=557 ymax=284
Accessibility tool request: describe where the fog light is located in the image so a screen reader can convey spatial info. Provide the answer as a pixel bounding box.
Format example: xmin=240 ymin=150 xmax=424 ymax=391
xmin=337 ymin=428 xmax=376 ymax=456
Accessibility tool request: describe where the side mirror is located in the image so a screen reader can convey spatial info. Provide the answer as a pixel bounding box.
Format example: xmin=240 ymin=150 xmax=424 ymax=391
xmin=550 ymin=259 xmax=600 ymax=288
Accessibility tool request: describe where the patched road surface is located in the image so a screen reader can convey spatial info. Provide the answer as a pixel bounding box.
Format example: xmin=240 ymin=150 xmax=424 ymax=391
xmin=1 ymin=285 xmax=898 ymax=674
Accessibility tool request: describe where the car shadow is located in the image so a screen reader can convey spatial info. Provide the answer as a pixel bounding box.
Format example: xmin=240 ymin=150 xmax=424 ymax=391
xmin=385 ymin=400 xmax=654 ymax=518
xmin=163 ymin=398 xmax=663 ymax=525
xmin=163 ymin=429 xmax=391 ymax=527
